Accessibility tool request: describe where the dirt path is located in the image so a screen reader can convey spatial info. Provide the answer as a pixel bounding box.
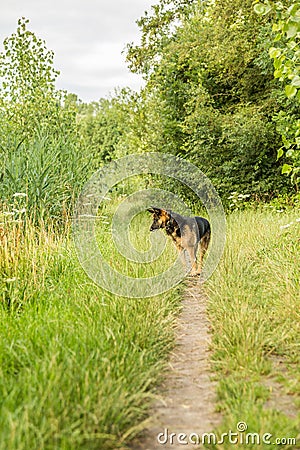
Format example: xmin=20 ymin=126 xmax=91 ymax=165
xmin=131 ymin=281 xmax=221 ymax=450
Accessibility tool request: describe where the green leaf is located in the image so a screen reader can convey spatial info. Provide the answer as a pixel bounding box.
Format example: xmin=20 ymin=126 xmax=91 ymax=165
xmin=277 ymin=148 xmax=284 ymax=159
xmin=274 ymin=69 xmax=283 ymax=78
xmin=286 ymin=149 xmax=294 ymax=157
xmin=269 ymin=47 xmax=281 ymax=58
xmin=285 ymin=84 xmax=297 ymax=98
xmin=273 ymin=33 xmax=282 ymax=42
xmin=253 ymin=3 xmax=267 ymax=15
xmin=291 ymin=75 xmax=300 ymax=87
xmin=287 ymin=4 xmax=300 ymax=17
xmin=285 ymin=21 xmax=300 ymax=39
xmin=282 ymin=164 xmax=292 ymax=174
xmin=254 ymin=2 xmax=271 ymax=15
xmin=272 ymin=23 xmax=280 ymax=32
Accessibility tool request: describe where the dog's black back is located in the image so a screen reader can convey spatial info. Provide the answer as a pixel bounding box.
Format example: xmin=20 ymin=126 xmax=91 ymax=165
xmin=167 ymin=212 xmax=210 ymax=240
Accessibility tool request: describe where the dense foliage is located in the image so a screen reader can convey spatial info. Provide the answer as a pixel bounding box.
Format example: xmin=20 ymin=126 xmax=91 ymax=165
xmin=255 ymin=0 xmax=300 ymax=186
xmin=0 ymin=19 xmax=87 ymax=221
xmin=125 ymin=0 xmax=294 ymax=204
xmin=1 ymin=2 xmax=299 ymax=222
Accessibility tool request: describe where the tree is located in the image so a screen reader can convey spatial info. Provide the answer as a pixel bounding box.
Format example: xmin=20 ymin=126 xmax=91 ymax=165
xmin=254 ymin=1 xmax=300 ymax=187
xmin=0 ymin=17 xmax=74 ymax=148
xmin=0 ymin=18 xmax=84 ymax=222
xmin=126 ymin=0 xmax=289 ymax=204
xmin=77 ymin=89 xmax=140 ymax=165
xmin=126 ymin=0 xmax=194 ymax=76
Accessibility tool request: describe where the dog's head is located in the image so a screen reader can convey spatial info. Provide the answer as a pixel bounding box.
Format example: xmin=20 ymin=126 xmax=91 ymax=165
xmin=147 ymin=207 xmax=171 ymax=232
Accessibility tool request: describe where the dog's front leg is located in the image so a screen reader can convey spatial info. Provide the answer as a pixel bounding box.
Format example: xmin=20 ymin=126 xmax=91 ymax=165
xmin=180 ymin=248 xmax=188 ymax=269
xmin=174 ymin=243 xmax=188 ymax=273
xmin=186 ymin=246 xmax=198 ymax=276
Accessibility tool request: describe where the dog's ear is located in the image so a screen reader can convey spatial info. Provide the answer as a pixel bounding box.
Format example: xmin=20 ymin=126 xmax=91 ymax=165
xmin=147 ymin=207 xmax=162 ymax=214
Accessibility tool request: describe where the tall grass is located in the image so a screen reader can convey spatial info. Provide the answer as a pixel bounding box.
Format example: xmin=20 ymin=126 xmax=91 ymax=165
xmin=207 ymin=209 xmax=300 ymax=449
xmin=0 ymin=212 xmax=182 ymax=449
xmin=0 ymin=129 xmax=90 ymax=223
xmin=2 ymin=173 xmax=299 ymax=449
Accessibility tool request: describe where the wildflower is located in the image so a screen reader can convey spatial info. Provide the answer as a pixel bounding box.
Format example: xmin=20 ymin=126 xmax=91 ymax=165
xmin=12 ymin=208 xmax=26 ymax=214
xmin=12 ymin=192 xmax=27 ymax=198
xmin=280 ymin=224 xmax=291 ymax=230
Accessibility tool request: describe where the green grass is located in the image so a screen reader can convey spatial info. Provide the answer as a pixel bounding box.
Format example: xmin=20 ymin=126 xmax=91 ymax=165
xmin=207 ymin=208 xmax=300 ymax=449
xmin=1 ymin=205 xmax=299 ymax=449
xmin=0 ymin=213 xmax=182 ymax=449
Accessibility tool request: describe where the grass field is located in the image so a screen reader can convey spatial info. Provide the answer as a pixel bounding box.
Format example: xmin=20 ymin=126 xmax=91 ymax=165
xmin=0 ymin=206 xmax=299 ymax=449
xmin=0 ymin=212 xmax=182 ymax=450
xmin=207 ymin=208 xmax=300 ymax=449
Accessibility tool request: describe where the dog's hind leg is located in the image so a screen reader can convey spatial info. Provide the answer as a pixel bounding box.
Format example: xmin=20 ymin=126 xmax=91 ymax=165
xmin=197 ymin=231 xmax=211 ymax=273
xmin=186 ymin=246 xmax=198 ymax=276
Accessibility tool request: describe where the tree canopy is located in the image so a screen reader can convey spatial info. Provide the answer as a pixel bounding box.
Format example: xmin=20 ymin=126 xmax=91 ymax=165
xmin=1 ymin=3 xmax=298 ymax=221
xmin=124 ymin=0 xmax=292 ymax=203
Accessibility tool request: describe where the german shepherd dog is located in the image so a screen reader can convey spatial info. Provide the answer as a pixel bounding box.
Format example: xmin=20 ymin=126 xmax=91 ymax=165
xmin=147 ymin=207 xmax=211 ymax=276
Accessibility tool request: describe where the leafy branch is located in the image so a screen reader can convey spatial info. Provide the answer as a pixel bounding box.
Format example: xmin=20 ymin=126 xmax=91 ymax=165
xmin=254 ymin=1 xmax=300 ymax=186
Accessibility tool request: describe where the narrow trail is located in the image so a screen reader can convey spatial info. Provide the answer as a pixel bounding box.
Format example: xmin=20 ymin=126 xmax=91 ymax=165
xmin=131 ymin=281 xmax=221 ymax=450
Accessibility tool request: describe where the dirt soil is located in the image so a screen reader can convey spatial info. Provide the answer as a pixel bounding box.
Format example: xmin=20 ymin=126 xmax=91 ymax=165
xmin=263 ymin=355 xmax=298 ymax=420
xmin=131 ymin=280 xmax=221 ymax=450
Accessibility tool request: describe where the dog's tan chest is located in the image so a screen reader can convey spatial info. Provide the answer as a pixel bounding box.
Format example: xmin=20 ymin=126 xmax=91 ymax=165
xmin=169 ymin=229 xmax=183 ymax=250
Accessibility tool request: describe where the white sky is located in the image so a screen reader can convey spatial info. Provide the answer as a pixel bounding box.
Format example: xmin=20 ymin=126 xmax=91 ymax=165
xmin=0 ymin=0 xmax=155 ymax=102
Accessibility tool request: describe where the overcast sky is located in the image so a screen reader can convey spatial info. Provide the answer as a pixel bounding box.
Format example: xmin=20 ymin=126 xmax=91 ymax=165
xmin=0 ymin=0 xmax=155 ymax=102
